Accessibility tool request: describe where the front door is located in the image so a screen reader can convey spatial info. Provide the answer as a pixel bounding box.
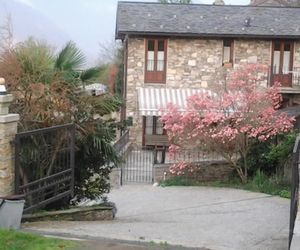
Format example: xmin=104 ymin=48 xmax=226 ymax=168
xmin=271 ymin=41 xmax=294 ymax=87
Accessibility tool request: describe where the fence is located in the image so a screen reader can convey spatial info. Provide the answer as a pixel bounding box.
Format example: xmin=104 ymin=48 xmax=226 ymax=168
xmin=268 ymin=66 xmax=300 ymax=87
xmin=14 ymin=124 xmax=75 ymax=213
xmin=114 ymin=130 xmax=129 ymax=155
xmin=120 ymin=146 xmax=227 ymax=185
xmin=289 ymin=135 xmax=300 ymax=248
xmin=163 ymin=149 xmax=225 ymax=164
xmin=121 ymin=146 xmax=154 ymax=184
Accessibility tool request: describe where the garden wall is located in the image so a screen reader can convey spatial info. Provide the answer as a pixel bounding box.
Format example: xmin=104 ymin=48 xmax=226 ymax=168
xmin=154 ymin=161 xmax=233 ymax=183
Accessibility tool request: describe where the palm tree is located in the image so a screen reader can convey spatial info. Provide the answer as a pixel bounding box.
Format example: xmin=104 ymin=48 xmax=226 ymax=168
xmin=53 ymin=41 xmax=122 ymax=201
xmin=1 ymin=38 xmax=122 ymax=203
xmin=54 ymin=41 xmax=101 ymax=88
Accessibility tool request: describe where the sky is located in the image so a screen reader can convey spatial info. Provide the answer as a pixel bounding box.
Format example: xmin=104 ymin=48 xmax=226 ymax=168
xmin=2 ymin=0 xmax=250 ymax=66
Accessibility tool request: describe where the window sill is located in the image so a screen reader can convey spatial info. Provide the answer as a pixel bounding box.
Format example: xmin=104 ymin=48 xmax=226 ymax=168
xmin=223 ymin=62 xmax=233 ymax=69
xmin=144 ymin=82 xmax=166 ymax=85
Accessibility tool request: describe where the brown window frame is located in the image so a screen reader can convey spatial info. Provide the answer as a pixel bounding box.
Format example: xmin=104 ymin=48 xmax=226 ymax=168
xmin=271 ymin=40 xmax=294 ymax=87
xmin=222 ymin=39 xmax=234 ymax=67
xmin=144 ymin=38 xmax=167 ymax=84
xmin=142 ymin=116 xmax=166 ymax=146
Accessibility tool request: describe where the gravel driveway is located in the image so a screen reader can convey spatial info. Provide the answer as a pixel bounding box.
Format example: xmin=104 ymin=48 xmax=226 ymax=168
xmin=23 ymin=185 xmax=290 ymax=250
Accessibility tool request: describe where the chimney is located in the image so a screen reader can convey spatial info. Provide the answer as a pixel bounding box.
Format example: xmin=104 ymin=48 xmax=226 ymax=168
xmin=213 ymin=0 xmax=225 ymax=5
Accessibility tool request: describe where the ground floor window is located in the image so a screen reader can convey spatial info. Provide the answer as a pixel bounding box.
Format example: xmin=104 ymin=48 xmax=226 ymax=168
xmin=142 ymin=116 xmax=166 ymax=146
xmin=143 ymin=116 xmax=165 ymax=135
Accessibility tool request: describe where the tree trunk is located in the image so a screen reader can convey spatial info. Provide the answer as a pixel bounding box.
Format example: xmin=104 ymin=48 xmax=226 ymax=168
xmin=243 ymin=154 xmax=248 ymax=183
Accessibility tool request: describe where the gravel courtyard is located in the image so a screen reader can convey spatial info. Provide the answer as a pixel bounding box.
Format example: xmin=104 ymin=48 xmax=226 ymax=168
xmin=23 ymin=185 xmax=290 ymax=250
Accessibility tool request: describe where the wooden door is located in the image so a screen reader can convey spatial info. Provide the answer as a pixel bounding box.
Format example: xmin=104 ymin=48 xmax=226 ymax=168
xmin=272 ymin=41 xmax=294 ymax=87
xmin=145 ymin=39 xmax=167 ymax=83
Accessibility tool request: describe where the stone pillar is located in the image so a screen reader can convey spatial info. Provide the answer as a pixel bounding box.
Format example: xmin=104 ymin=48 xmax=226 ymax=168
xmin=0 ymin=78 xmax=19 ymax=196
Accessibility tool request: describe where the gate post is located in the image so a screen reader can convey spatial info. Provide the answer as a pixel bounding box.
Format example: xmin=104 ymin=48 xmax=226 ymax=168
xmin=0 ymin=78 xmax=19 ymax=196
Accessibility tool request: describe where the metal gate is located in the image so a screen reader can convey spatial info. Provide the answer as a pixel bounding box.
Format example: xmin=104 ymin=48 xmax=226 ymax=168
xmin=289 ymin=135 xmax=300 ymax=248
xmin=15 ymin=124 xmax=75 ymax=213
xmin=121 ymin=147 xmax=154 ymax=184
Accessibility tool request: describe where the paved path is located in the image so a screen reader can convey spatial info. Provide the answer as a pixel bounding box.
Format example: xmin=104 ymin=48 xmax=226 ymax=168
xmin=23 ymin=185 xmax=290 ymax=250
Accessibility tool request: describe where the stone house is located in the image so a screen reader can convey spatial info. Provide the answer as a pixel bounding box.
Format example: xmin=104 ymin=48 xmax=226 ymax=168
xmin=115 ymin=1 xmax=300 ymax=148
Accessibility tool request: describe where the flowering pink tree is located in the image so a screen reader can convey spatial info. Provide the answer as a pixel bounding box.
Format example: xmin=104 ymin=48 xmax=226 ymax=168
xmin=161 ymin=64 xmax=295 ymax=183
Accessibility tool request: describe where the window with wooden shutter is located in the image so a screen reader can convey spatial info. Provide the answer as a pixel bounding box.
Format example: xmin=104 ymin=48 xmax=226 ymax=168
xmin=145 ymin=39 xmax=167 ymax=83
xmin=271 ymin=41 xmax=294 ymax=87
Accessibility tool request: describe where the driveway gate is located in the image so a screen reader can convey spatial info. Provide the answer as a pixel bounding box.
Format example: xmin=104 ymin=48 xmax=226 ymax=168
xmin=14 ymin=124 xmax=75 ymax=213
xmin=289 ymin=135 xmax=300 ymax=248
xmin=121 ymin=147 xmax=154 ymax=184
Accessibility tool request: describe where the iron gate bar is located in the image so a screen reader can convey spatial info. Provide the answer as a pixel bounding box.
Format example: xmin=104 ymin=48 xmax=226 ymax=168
xmin=14 ymin=123 xmax=74 ymax=136
xmin=14 ymin=123 xmax=75 ymax=213
xmin=24 ymin=191 xmax=72 ymax=213
xmin=121 ymin=147 xmax=154 ymax=184
xmin=70 ymin=125 xmax=75 ymax=197
xmin=19 ymin=169 xmax=72 ymax=190
xmin=289 ymin=134 xmax=300 ymax=249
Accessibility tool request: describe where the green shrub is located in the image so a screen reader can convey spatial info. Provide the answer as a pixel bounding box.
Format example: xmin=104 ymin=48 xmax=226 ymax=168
xmin=161 ymin=170 xmax=291 ymax=199
xmin=278 ymin=190 xmax=291 ymax=199
xmin=245 ymin=132 xmax=296 ymax=177
xmin=244 ymin=170 xmax=291 ymax=198
xmin=161 ymin=176 xmax=195 ymax=187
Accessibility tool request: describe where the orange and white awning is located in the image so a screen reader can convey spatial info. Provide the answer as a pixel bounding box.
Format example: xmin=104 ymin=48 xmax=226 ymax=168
xmin=137 ymin=87 xmax=210 ymax=116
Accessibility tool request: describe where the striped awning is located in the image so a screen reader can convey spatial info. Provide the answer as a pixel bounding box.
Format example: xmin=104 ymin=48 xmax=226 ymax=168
xmin=137 ymin=87 xmax=209 ymax=116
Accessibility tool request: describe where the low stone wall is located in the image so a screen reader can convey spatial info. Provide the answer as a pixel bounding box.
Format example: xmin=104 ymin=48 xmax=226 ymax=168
xmin=22 ymin=205 xmax=116 ymax=222
xmin=109 ymin=167 xmax=121 ymax=189
xmin=110 ymin=141 xmax=132 ymax=189
xmin=154 ymin=161 xmax=233 ymax=183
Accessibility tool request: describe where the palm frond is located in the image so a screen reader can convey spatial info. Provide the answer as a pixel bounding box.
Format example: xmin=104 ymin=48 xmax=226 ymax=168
xmin=55 ymin=41 xmax=86 ymax=71
xmin=80 ymin=67 xmax=101 ymax=83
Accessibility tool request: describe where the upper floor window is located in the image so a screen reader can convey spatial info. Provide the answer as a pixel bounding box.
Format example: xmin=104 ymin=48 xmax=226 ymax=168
xmin=145 ymin=39 xmax=167 ymax=83
xmin=222 ymin=39 xmax=233 ymax=66
xmin=271 ymin=40 xmax=294 ymax=87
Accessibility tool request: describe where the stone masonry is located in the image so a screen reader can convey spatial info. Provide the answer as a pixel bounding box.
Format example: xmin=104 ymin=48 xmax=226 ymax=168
xmin=126 ymin=37 xmax=300 ymax=145
xmin=0 ymin=79 xmax=19 ymax=197
xmin=154 ymin=161 xmax=233 ymax=183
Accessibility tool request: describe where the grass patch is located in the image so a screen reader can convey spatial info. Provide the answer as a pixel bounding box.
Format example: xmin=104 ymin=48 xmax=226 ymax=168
xmin=161 ymin=171 xmax=291 ymax=199
xmin=0 ymin=229 xmax=76 ymax=250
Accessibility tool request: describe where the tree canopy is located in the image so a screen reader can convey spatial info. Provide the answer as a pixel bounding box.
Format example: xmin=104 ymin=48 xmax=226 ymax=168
xmin=161 ymin=64 xmax=294 ymax=183
xmin=0 ymin=38 xmax=122 ymax=201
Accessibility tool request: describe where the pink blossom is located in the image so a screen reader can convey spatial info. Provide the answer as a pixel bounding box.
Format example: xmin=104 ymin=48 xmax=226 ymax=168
xmin=161 ymin=64 xmax=295 ymax=179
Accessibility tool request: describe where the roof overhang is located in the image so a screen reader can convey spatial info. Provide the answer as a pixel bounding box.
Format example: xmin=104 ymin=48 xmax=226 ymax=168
xmin=116 ymin=31 xmax=300 ymax=40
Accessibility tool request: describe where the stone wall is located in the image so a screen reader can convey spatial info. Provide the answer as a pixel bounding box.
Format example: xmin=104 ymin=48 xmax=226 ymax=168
xmin=109 ymin=168 xmax=121 ymax=189
xmin=126 ymin=37 xmax=300 ymax=145
xmin=154 ymin=161 xmax=233 ymax=183
xmin=234 ymin=40 xmax=271 ymax=65
xmin=0 ymin=93 xmax=19 ymax=197
xmin=167 ymin=39 xmax=224 ymax=88
xmin=22 ymin=205 xmax=116 ymax=222
xmin=294 ymin=42 xmax=300 ymax=69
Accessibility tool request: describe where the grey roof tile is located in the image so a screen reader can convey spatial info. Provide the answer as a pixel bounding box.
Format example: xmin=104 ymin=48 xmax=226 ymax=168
xmin=116 ymin=1 xmax=300 ymax=39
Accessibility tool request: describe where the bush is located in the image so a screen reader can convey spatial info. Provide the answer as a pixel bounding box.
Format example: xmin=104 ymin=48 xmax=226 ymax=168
xmin=0 ymin=38 xmax=122 ymax=208
xmin=161 ymin=170 xmax=291 ymax=199
xmin=245 ymin=132 xmax=296 ymax=177
xmin=244 ymin=170 xmax=291 ymax=198
xmin=160 ymin=176 xmax=195 ymax=186
xmin=75 ymin=121 xmax=119 ymax=201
